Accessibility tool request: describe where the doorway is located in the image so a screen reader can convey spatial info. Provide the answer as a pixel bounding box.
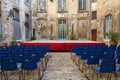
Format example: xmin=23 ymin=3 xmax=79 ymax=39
xmin=92 ymin=29 xmax=97 ymax=41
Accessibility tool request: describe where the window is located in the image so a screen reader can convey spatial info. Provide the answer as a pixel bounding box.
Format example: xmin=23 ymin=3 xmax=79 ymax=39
xmin=105 ymin=15 xmax=112 ymax=39
xmin=25 ymin=0 xmax=29 ymax=3
xmin=92 ymin=0 xmax=97 ymax=3
xmin=58 ymin=0 xmax=66 ymax=12
xmin=25 ymin=14 xmax=29 ymax=23
xmin=72 ymin=24 xmax=74 ymax=34
xmin=92 ymin=11 xmax=97 ymax=20
xmin=38 ymin=0 xmax=46 ymax=12
xmin=78 ymin=0 xmax=87 ymax=11
xmin=51 ymin=24 xmax=53 ymax=35
xmin=33 ymin=28 xmax=35 ymax=37
xmin=58 ymin=19 xmax=67 ymax=39
xmin=13 ymin=8 xmax=19 ymax=21
xmin=0 ymin=2 xmax=1 ymax=13
xmin=0 ymin=15 xmax=2 ymax=34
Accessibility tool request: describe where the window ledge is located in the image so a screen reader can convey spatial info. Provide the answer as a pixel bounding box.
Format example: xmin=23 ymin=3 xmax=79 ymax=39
xmin=92 ymin=19 xmax=97 ymax=20
xmin=13 ymin=19 xmax=20 ymax=21
xmin=37 ymin=11 xmax=47 ymax=13
xmin=77 ymin=10 xmax=88 ymax=13
xmin=57 ymin=11 xmax=68 ymax=13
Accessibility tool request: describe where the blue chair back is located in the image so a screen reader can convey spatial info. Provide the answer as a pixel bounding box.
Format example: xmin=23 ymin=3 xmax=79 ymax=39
xmin=2 ymin=58 xmax=18 ymax=71
xmin=100 ymin=59 xmax=116 ymax=73
xmin=22 ymin=57 xmax=37 ymax=70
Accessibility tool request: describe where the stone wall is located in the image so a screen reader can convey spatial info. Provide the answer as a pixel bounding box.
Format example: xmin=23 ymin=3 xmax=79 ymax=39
xmin=32 ymin=0 xmax=91 ymax=40
xmin=0 ymin=0 xmax=31 ymax=43
xmin=91 ymin=0 xmax=120 ymax=42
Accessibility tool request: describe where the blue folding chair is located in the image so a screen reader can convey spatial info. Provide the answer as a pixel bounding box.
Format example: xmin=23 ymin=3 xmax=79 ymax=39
xmin=1 ymin=58 xmax=21 ymax=80
xmin=83 ymin=55 xmax=99 ymax=76
xmin=92 ymin=59 xmax=116 ymax=80
xmin=22 ymin=57 xmax=40 ymax=80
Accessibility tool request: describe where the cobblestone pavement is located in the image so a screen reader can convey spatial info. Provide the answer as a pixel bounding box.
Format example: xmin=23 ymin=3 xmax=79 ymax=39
xmin=42 ymin=52 xmax=87 ymax=80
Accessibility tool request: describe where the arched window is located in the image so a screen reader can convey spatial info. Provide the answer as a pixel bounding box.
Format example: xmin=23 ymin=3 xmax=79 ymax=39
xmin=13 ymin=8 xmax=19 ymax=21
xmin=105 ymin=14 xmax=112 ymax=39
xmin=25 ymin=14 xmax=29 ymax=41
xmin=13 ymin=8 xmax=21 ymax=40
xmin=58 ymin=0 xmax=66 ymax=12
xmin=38 ymin=0 xmax=46 ymax=12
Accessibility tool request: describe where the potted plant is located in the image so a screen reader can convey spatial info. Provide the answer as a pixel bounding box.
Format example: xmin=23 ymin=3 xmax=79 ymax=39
xmin=70 ymin=34 xmax=76 ymax=40
xmin=30 ymin=36 xmax=36 ymax=41
xmin=106 ymin=31 xmax=120 ymax=45
xmin=0 ymin=34 xmax=3 ymax=42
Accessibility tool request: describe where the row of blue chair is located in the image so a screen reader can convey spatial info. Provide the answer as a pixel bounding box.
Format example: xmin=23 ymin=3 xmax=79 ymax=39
xmin=72 ymin=44 xmax=120 ymax=80
xmin=0 ymin=45 xmax=50 ymax=80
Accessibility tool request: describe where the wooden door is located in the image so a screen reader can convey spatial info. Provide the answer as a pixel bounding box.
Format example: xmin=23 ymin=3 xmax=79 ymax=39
xmin=92 ymin=29 xmax=97 ymax=41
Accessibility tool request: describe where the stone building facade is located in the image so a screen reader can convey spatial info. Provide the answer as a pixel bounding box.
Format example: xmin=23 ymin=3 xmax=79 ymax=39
xmin=91 ymin=0 xmax=120 ymax=42
xmin=32 ymin=0 xmax=91 ymax=40
xmin=32 ymin=0 xmax=120 ymax=42
xmin=0 ymin=0 xmax=32 ymax=43
xmin=0 ymin=0 xmax=119 ymax=43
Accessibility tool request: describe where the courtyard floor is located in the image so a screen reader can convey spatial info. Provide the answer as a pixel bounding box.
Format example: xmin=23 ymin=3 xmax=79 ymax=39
xmin=42 ymin=52 xmax=87 ymax=80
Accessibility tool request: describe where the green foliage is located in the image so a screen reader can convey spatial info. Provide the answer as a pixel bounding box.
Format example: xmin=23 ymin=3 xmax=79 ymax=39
xmin=106 ymin=31 xmax=120 ymax=41
xmin=30 ymin=36 xmax=36 ymax=41
xmin=70 ymin=34 xmax=76 ymax=40
xmin=0 ymin=34 xmax=3 ymax=42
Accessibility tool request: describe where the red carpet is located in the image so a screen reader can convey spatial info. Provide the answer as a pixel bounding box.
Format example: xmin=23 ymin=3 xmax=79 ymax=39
xmin=20 ymin=40 xmax=105 ymax=51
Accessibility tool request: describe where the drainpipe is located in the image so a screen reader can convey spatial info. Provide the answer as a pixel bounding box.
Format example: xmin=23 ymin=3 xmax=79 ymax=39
xmin=29 ymin=0 xmax=32 ymax=40
xmin=89 ymin=0 xmax=92 ymax=40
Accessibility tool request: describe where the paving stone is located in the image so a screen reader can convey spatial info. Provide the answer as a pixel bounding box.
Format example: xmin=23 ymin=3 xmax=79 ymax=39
xmin=42 ymin=52 xmax=87 ymax=80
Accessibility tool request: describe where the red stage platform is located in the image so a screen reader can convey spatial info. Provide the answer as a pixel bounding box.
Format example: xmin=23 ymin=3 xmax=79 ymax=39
xmin=20 ymin=40 xmax=105 ymax=51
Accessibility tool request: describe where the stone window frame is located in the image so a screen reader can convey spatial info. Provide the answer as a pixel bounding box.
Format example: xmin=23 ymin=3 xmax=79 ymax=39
xmin=57 ymin=0 xmax=67 ymax=13
xmin=104 ymin=14 xmax=112 ymax=39
xmin=37 ymin=0 xmax=46 ymax=13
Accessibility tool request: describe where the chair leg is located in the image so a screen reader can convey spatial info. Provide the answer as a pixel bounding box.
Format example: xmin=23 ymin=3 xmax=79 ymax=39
xmin=110 ymin=73 xmax=112 ymax=80
xmin=5 ymin=71 xmax=8 ymax=80
xmin=0 ymin=72 xmax=3 ymax=80
xmin=92 ymin=70 xmax=95 ymax=80
xmin=114 ymin=72 xmax=118 ymax=80
xmin=3 ymin=71 xmax=6 ymax=80
xmin=84 ymin=64 xmax=86 ymax=76
xmin=19 ymin=70 xmax=22 ymax=80
xmin=81 ymin=61 xmax=84 ymax=73
xmin=108 ymin=73 xmax=112 ymax=80
xmin=70 ymin=52 xmax=72 ymax=59
xmin=107 ymin=73 xmax=110 ymax=80
xmin=23 ymin=70 xmax=26 ymax=80
xmin=96 ymin=73 xmax=99 ymax=80
xmin=38 ymin=67 xmax=40 ymax=80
